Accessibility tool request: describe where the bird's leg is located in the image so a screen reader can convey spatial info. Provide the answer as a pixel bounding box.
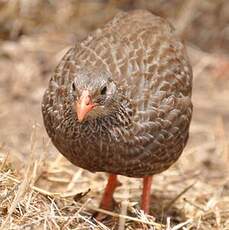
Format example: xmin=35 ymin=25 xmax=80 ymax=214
xmin=141 ymin=176 xmax=153 ymax=213
xmin=100 ymin=174 xmax=120 ymax=211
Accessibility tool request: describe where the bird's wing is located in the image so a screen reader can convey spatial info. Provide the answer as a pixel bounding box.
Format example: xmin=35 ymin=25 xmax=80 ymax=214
xmin=73 ymin=10 xmax=193 ymax=169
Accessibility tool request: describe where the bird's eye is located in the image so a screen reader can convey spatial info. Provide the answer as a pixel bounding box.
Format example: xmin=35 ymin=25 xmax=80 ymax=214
xmin=72 ymin=82 xmax=76 ymax=91
xmin=100 ymin=86 xmax=107 ymax=95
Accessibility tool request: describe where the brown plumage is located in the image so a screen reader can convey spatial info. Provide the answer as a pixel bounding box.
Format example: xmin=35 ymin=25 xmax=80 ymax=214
xmin=42 ymin=10 xmax=192 ymax=213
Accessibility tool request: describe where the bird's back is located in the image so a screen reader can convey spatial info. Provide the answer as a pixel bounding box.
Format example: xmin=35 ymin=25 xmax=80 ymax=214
xmin=69 ymin=10 xmax=192 ymax=113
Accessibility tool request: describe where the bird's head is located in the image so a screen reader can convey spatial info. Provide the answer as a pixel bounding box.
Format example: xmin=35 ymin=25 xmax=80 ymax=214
xmin=70 ymin=68 xmax=119 ymax=122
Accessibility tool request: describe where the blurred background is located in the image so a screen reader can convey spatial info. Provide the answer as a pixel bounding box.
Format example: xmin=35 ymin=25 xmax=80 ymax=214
xmin=0 ymin=0 xmax=228 ymax=229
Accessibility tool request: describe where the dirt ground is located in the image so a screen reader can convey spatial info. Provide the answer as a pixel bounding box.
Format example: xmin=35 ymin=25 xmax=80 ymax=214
xmin=0 ymin=1 xmax=229 ymax=229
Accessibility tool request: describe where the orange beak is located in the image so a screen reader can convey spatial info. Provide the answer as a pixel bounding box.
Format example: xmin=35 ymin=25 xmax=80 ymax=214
xmin=76 ymin=90 xmax=95 ymax=122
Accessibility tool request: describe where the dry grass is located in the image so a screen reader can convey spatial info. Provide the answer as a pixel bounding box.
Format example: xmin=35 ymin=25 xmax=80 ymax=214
xmin=0 ymin=0 xmax=229 ymax=229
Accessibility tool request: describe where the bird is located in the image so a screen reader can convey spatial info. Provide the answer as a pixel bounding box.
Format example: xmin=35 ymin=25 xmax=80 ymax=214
xmin=42 ymin=10 xmax=193 ymax=214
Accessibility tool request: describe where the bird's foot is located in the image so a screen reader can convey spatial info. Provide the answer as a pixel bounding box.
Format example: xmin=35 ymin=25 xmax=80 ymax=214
xmin=93 ymin=197 xmax=119 ymax=221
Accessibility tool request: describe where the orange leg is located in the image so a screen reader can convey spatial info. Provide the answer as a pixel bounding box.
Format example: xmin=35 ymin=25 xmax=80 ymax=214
xmin=100 ymin=174 xmax=119 ymax=210
xmin=141 ymin=176 xmax=153 ymax=213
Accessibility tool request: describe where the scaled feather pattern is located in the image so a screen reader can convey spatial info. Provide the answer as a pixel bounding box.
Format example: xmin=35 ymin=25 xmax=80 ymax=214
xmin=42 ymin=10 xmax=193 ymax=178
